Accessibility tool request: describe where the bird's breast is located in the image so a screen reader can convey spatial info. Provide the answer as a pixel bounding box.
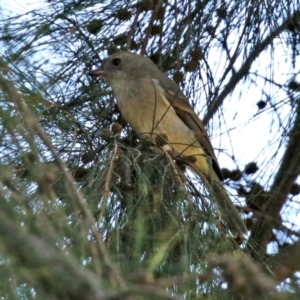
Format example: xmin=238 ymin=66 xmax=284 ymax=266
xmin=112 ymin=78 xmax=207 ymax=167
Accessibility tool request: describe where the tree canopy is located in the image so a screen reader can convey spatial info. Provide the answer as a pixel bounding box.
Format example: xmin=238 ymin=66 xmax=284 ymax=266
xmin=0 ymin=0 xmax=300 ymax=299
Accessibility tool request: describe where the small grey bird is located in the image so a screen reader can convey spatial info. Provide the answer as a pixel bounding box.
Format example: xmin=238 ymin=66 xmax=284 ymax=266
xmin=89 ymin=52 xmax=247 ymax=236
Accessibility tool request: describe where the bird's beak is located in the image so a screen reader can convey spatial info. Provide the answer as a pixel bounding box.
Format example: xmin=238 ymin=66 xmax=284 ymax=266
xmin=88 ymin=68 xmax=107 ymax=77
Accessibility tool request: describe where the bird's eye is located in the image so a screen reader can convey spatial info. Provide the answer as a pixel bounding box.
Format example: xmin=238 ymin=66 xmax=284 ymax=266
xmin=112 ymin=58 xmax=121 ymax=66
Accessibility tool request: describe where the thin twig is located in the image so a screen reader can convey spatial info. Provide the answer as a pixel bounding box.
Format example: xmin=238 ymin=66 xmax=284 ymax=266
xmin=203 ymin=10 xmax=300 ymax=125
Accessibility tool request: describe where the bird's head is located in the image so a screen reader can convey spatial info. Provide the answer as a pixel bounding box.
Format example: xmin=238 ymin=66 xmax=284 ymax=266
xmin=88 ymin=52 xmax=160 ymax=87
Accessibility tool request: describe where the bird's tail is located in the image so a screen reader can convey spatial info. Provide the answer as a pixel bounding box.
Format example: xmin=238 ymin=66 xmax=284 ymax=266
xmin=209 ymin=179 xmax=247 ymax=236
xmin=195 ymin=170 xmax=247 ymax=236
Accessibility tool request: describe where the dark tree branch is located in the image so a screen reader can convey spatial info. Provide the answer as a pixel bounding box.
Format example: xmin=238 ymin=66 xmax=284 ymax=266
xmin=268 ymin=240 xmax=300 ymax=281
xmin=247 ymin=99 xmax=300 ymax=257
xmin=140 ymin=0 xmax=164 ymax=55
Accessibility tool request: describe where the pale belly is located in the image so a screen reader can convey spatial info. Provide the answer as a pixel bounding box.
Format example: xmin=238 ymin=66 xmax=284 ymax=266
xmin=116 ymin=90 xmax=210 ymax=176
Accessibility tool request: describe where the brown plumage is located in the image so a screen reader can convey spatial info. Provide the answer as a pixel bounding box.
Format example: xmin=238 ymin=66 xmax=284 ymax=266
xmin=88 ymin=52 xmax=247 ymax=236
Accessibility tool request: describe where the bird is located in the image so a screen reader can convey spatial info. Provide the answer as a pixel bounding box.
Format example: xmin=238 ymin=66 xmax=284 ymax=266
xmin=88 ymin=51 xmax=247 ymax=236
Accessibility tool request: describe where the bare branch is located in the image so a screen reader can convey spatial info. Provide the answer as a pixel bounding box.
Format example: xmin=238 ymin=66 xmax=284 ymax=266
xmin=203 ymin=10 xmax=300 ymax=125
xmin=247 ymin=100 xmax=300 ymax=256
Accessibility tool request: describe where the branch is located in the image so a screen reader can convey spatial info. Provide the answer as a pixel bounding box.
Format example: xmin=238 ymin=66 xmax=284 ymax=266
xmin=0 ymin=69 xmax=126 ymax=288
xmin=247 ymin=100 xmax=300 ymax=256
xmin=0 ymin=198 xmax=108 ymax=300
xmin=267 ymin=240 xmax=300 ymax=281
xmin=203 ymin=10 xmax=300 ymax=125
xmin=207 ymin=253 xmax=276 ymax=299
xmin=140 ymin=0 xmax=164 ymax=55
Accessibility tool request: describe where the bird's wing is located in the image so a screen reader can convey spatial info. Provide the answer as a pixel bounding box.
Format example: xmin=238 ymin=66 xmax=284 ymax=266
xmin=158 ymin=81 xmax=223 ymax=181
